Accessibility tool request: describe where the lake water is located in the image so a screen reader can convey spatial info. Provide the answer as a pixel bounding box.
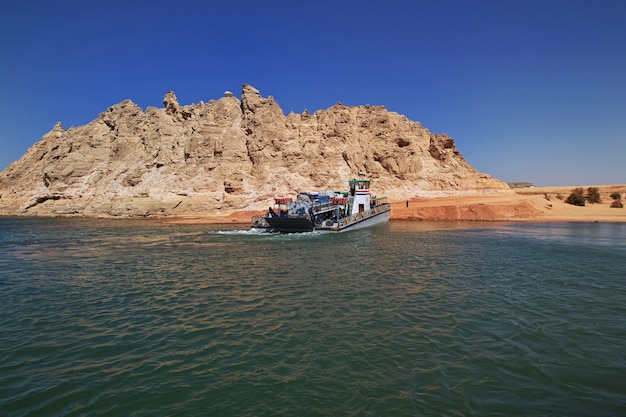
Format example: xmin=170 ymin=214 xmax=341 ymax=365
xmin=1 ymin=218 xmax=625 ymax=416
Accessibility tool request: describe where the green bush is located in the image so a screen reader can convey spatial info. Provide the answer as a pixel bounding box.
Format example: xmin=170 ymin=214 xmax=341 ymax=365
xmin=565 ymin=188 xmax=586 ymax=206
xmin=610 ymin=191 xmax=622 ymax=201
xmin=587 ymin=187 xmax=601 ymax=204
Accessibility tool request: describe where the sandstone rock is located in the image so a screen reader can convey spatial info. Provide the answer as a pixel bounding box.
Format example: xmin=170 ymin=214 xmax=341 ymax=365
xmin=0 ymin=84 xmax=510 ymax=217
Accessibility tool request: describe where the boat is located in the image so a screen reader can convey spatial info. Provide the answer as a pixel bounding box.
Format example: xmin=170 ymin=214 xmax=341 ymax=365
xmin=252 ymin=175 xmax=391 ymax=233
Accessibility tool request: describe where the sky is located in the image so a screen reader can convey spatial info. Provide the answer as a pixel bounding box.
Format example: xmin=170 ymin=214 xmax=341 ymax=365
xmin=1 ymin=0 xmax=625 ymax=186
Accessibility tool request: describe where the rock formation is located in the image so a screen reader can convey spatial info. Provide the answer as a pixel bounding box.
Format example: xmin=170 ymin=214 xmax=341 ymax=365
xmin=0 ymin=84 xmax=509 ymax=217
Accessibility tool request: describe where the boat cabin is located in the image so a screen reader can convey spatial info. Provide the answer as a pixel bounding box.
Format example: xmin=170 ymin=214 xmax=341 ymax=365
xmin=348 ymin=178 xmax=371 ymax=215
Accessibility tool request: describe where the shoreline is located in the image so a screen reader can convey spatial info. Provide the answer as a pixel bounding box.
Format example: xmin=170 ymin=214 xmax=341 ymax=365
xmin=388 ymin=184 xmax=626 ymax=224
xmin=2 ymin=185 xmax=625 ymax=225
xmin=160 ymin=184 xmax=626 ymax=225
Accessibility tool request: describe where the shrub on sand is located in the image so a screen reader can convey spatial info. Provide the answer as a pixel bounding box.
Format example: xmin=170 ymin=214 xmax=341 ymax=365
xmin=587 ymin=187 xmax=601 ymax=204
xmin=610 ymin=191 xmax=623 ymax=208
xmin=565 ymin=188 xmax=586 ymax=206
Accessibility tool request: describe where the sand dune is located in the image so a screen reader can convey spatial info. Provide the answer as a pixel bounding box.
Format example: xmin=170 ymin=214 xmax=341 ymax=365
xmin=390 ymin=184 xmax=626 ymax=223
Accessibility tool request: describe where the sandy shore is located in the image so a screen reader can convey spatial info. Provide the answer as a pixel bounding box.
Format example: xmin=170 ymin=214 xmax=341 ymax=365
xmin=164 ymin=184 xmax=626 ymax=225
xmin=390 ymin=184 xmax=626 ymax=223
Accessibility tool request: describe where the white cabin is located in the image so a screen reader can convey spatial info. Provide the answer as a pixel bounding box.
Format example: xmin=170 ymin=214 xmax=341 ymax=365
xmin=348 ymin=178 xmax=371 ymax=215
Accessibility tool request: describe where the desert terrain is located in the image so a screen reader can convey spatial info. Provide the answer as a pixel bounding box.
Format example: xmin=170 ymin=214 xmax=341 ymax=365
xmin=1 ymin=87 xmax=622 ymax=226
xmin=390 ymin=184 xmax=626 ymax=223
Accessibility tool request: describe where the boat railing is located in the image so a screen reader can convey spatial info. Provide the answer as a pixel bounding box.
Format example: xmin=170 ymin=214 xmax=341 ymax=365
xmin=310 ymin=201 xmax=338 ymax=215
xmin=318 ymin=202 xmax=390 ymax=230
xmin=332 ymin=197 xmax=349 ymax=205
xmin=341 ymin=203 xmax=390 ymax=226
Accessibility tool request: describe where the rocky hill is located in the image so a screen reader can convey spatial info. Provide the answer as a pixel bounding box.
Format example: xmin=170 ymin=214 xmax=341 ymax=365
xmin=0 ymin=85 xmax=509 ymax=217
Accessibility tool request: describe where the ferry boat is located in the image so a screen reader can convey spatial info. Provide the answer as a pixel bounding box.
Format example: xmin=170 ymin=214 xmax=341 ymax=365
xmin=252 ymin=175 xmax=391 ymax=233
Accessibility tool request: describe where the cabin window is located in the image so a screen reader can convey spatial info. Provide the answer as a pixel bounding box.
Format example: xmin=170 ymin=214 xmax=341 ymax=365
xmin=359 ymin=204 xmax=365 ymax=212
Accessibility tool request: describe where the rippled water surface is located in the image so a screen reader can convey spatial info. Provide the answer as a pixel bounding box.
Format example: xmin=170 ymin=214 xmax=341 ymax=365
xmin=1 ymin=218 xmax=625 ymax=416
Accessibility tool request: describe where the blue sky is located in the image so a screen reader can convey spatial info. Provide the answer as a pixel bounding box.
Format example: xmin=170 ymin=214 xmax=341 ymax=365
xmin=1 ymin=0 xmax=624 ymax=186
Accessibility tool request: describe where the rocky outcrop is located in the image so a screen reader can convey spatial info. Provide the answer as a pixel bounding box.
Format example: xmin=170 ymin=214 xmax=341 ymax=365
xmin=0 ymin=84 xmax=509 ymax=217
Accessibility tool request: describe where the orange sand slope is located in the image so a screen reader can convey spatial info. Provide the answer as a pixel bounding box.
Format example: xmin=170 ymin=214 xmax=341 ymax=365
xmin=391 ymin=185 xmax=626 ymax=222
xmin=167 ymin=185 xmax=626 ymax=225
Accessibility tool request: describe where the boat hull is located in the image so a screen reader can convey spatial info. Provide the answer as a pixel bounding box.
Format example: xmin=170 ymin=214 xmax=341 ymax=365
xmin=265 ymin=205 xmax=390 ymax=233
xmin=336 ymin=208 xmax=390 ymax=232
xmin=265 ymin=216 xmax=314 ymax=233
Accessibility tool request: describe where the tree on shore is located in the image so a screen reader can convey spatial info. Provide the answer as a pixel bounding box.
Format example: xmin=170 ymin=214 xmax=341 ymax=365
xmin=565 ymin=188 xmax=586 ymax=206
xmin=610 ymin=191 xmax=623 ymax=208
xmin=587 ymin=187 xmax=601 ymax=204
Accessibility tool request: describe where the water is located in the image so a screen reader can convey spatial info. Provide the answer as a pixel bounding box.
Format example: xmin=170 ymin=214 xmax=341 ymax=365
xmin=1 ymin=218 xmax=625 ymax=416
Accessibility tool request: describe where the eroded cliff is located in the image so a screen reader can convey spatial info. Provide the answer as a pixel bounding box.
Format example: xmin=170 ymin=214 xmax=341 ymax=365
xmin=0 ymin=85 xmax=509 ymax=217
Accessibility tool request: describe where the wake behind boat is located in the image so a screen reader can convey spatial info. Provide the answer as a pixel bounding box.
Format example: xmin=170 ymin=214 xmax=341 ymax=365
xmin=251 ymin=175 xmax=390 ymax=233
